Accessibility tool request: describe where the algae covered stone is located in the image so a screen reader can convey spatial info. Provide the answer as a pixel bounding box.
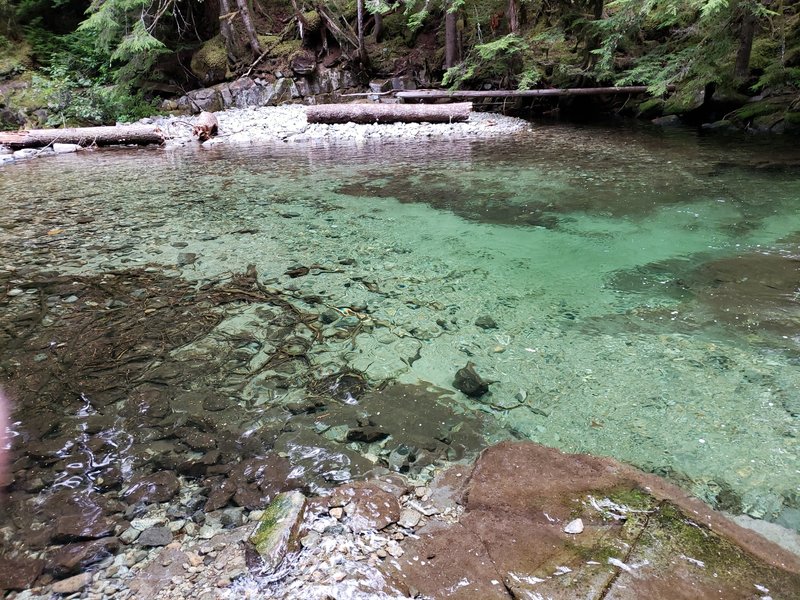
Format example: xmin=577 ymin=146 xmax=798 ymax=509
xmin=249 ymin=490 xmax=306 ymax=573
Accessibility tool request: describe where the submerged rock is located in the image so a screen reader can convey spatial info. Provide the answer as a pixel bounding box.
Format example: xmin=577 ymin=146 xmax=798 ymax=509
xmin=453 ymin=362 xmax=490 ymax=397
xmin=0 ymin=556 xmax=45 ymax=591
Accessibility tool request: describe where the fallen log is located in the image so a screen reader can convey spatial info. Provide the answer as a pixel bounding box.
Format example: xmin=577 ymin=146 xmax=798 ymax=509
xmin=305 ymin=102 xmax=472 ymax=124
xmin=396 ymin=85 xmax=675 ymax=100
xmin=0 ymin=125 xmax=165 ymax=150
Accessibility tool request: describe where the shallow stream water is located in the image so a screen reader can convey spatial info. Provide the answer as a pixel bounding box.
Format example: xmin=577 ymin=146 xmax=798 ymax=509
xmin=1 ymin=122 xmax=800 ymax=562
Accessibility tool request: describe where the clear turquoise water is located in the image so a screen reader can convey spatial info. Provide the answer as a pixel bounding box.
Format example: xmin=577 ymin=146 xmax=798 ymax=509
xmin=1 ymin=123 xmax=799 ymax=527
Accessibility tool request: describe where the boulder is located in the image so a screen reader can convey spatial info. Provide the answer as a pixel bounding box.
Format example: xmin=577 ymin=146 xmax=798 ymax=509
xmin=123 ymin=471 xmax=180 ymax=504
xmin=385 ymin=442 xmax=800 ymax=600
xmin=190 ymin=35 xmax=230 ymax=86
xmin=0 ymin=556 xmax=45 ymax=591
xmin=329 ymin=483 xmax=401 ymax=533
xmin=46 ymin=538 xmax=119 ymax=576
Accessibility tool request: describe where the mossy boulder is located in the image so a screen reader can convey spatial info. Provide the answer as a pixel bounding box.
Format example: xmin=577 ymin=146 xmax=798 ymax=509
xmin=256 ymin=35 xmax=302 ymax=60
xmin=637 ymin=97 xmax=664 ymax=118
xmin=190 ymin=36 xmax=230 ymax=86
xmin=301 ymin=10 xmax=322 ymax=32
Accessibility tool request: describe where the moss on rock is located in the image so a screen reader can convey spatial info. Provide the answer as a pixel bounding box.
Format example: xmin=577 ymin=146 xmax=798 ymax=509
xmin=190 ymin=35 xmax=230 ymax=86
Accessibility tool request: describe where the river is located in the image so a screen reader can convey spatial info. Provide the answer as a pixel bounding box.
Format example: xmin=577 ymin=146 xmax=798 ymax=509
xmin=1 ymin=121 xmax=799 ymax=566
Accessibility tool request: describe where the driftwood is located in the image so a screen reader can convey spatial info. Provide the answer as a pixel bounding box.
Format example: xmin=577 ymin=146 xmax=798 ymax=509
xmin=396 ymin=86 xmax=674 ymax=100
xmin=305 ymin=102 xmax=472 ymax=124
xmin=0 ymin=125 xmax=164 ymax=149
xmin=192 ymin=111 xmax=219 ymax=142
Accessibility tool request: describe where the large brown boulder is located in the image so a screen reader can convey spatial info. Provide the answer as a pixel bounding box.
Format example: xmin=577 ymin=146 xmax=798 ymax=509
xmin=386 ymin=441 xmax=800 ymax=600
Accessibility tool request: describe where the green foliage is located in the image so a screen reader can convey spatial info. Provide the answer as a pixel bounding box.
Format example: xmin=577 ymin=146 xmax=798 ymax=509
xmin=474 ymin=33 xmax=527 ymax=61
xmin=30 ymin=72 xmax=157 ymax=125
xmin=7 ymin=27 xmax=158 ymax=125
xmin=444 ymin=33 xmax=528 ymax=87
xmin=517 ymin=66 xmax=542 ymax=90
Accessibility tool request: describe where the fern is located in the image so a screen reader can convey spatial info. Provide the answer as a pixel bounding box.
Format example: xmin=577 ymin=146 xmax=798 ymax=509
xmin=475 ymin=34 xmax=527 ymax=61
xmin=111 ymin=19 xmax=167 ymax=62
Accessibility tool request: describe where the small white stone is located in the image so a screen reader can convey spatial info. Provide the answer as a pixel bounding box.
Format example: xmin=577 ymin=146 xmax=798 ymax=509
xmin=53 ymin=143 xmax=81 ymax=154
xmin=563 ymin=518 xmax=584 ymax=534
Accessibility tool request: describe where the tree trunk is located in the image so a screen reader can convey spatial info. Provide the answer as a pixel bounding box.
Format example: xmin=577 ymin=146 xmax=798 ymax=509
xmin=0 ymin=126 xmax=165 ymax=149
xmin=290 ymin=0 xmax=308 ymax=41
xmin=508 ymin=0 xmax=519 ymax=34
xmin=357 ymin=0 xmax=369 ymax=66
xmin=235 ymin=0 xmax=262 ymax=55
xmin=218 ymin=0 xmax=236 ymax=60
xmin=445 ymin=7 xmax=458 ymax=69
xmin=305 ymin=102 xmax=472 ymax=124
xmin=735 ymin=9 xmax=757 ymax=79
xmin=593 ymin=0 xmax=603 ymax=20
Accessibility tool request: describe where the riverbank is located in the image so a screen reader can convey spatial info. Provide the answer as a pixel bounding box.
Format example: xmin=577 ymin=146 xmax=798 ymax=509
xmin=0 ymin=104 xmax=531 ymax=165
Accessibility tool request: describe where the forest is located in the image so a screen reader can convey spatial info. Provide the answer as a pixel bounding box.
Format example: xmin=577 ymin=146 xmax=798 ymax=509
xmin=0 ymin=0 xmax=799 ymax=130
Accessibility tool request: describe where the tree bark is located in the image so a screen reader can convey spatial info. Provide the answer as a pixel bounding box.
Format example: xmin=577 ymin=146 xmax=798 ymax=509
xmin=218 ymin=0 xmax=236 ymax=59
xmin=235 ymin=0 xmax=262 ymax=55
xmin=357 ymin=0 xmax=369 ymax=66
xmin=508 ymin=0 xmax=519 ymax=34
xmin=445 ymin=7 xmax=458 ymax=69
xmin=0 ymin=126 xmax=165 ymax=149
xmin=305 ymin=102 xmax=472 ymax=124
xmin=735 ymin=9 xmax=757 ymax=79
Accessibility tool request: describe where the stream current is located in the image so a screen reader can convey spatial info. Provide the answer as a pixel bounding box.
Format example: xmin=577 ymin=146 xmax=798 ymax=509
xmin=1 ymin=121 xmax=800 ymax=557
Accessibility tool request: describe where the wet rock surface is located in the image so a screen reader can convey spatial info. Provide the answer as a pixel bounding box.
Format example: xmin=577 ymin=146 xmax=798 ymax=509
xmin=0 ymin=261 xmax=498 ymax=594
xmin=4 ymin=442 xmax=800 ymax=598
xmin=387 ymin=442 xmax=800 ymax=600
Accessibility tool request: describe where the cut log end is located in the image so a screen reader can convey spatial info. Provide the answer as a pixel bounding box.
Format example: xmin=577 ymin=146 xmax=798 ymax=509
xmin=305 ymin=102 xmax=473 ymax=125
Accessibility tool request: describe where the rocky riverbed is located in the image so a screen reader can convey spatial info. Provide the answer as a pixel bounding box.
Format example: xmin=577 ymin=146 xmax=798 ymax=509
xmin=5 ymin=442 xmax=800 ymax=599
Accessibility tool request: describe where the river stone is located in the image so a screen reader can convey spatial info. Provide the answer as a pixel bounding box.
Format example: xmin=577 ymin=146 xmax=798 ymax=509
xmin=250 ymin=491 xmax=306 ymax=573
xmin=0 ymin=557 xmax=45 ymax=591
xmin=53 ymin=143 xmax=81 ymax=154
xmin=124 ymin=471 xmax=180 ymax=504
xmin=138 ymin=526 xmax=173 ymax=547
xmin=453 ymin=362 xmax=490 ymax=397
xmin=46 ymin=538 xmax=120 ymax=576
xmin=474 ymin=315 xmax=498 ymax=329
xmin=176 ymin=252 xmax=198 ymax=266
xmin=54 ymin=513 xmax=115 ymax=541
xmin=51 ymin=572 xmax=93 ymax=595
xmin=205 ymin=477 xmax=237 ymax=512
xmin=329 ymin=484 xmax=401 ymax=533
